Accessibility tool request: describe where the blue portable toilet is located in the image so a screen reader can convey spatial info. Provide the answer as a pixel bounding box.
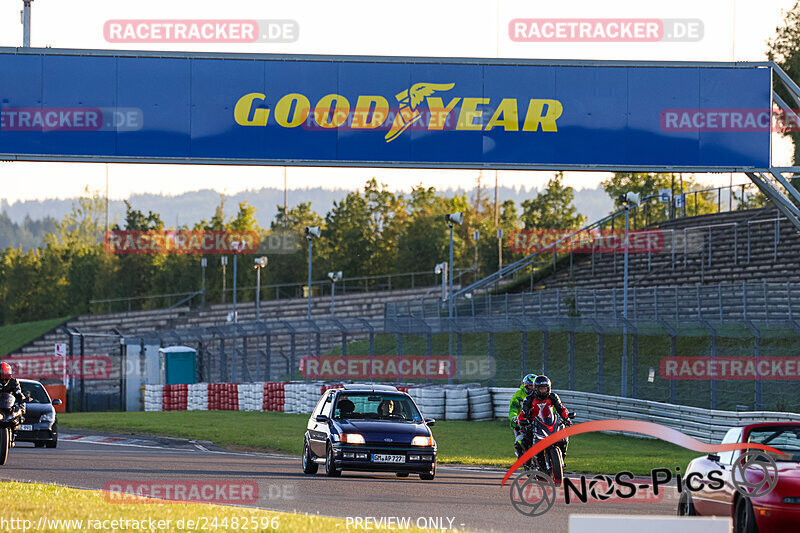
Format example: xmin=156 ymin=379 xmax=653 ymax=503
xmin=158 ymin=346 xmax=197 ymax=385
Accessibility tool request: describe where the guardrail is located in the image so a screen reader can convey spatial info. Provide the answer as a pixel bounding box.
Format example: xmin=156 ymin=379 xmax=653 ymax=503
xmin=490 ymin=388 xmax=800 ymax=443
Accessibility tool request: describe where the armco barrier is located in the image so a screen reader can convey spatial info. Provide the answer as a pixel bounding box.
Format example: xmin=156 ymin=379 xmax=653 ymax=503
xmin=491 ymin=388 xmax=800 ymax=443
xmin=142 ymin=384 xmax=800 ymax=438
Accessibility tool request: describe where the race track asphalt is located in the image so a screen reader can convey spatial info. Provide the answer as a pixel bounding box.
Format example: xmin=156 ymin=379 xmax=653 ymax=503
xmin=0 ymin=435 xmax=682 ymax=533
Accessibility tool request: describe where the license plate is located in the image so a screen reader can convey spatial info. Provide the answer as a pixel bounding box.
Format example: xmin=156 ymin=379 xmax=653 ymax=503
xmin=372 ymin=454 xmax=405 ymax=463
xmin=19 ymin=425 xmax=32 ymax=431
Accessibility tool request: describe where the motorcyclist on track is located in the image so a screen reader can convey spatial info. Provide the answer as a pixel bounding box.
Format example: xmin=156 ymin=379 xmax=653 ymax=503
xmin=0 ymin=362 xmax=26 ymax=446
xmin=517 ymin=375 xmax=572 ymax=464
xmin=509 ymin=373 xmax=537 ymax=459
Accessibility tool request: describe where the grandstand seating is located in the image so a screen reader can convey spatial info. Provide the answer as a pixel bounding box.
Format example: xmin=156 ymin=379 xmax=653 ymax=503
xmin=14 ymin=287 xmax=436 ymax=381
xmin=540 ymin=207 xmax=800 ymax=289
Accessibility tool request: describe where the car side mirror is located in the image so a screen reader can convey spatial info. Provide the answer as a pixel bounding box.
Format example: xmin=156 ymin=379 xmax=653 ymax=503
xmin=315 ymin=414 xmax=329 ymax=423
xmin=52 ymin=399 xmax=62 ymax=406
xmin=425 ymin=418 xmax=436 ymax=426
xmin=707 ymin=453 xmax=721 ymax=463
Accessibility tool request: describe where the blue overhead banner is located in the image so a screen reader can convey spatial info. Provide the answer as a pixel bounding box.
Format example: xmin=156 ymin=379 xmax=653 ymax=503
xmin=0 ymin=49 xmax=772 ymax=170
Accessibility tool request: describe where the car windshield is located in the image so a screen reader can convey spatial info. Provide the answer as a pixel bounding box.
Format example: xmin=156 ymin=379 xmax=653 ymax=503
xmin=20 ymin=382 xmax=51 ymax=404
xmin=334 ymin=393 xmax=422 ymax=422
xmin=747 ymin=426 xmax=800 ymax=462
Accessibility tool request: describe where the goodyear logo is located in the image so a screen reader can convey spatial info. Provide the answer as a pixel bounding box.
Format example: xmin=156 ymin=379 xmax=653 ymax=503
xmin=233 ymin=83 xmax=563 ymax=142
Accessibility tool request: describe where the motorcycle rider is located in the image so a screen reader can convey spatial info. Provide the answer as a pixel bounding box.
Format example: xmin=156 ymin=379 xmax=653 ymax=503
xmin=0 ymin=362 xmax=26 ymax=446
xmin=509 ymin=373 xmax=537 ymax=459
xmin=518 ymin=375 xmax=573 ymax=462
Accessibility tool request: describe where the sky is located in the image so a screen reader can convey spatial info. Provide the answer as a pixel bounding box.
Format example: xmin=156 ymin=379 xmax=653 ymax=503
xmin=0 ymin=0 xmax=797 ymax=204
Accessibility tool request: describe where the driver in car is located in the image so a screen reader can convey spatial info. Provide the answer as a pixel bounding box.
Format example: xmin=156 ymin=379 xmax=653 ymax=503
xmin=0 ymin=362 xmax=26 ymax=445
xmin=517 ymin=375 xmax=573 ymax=463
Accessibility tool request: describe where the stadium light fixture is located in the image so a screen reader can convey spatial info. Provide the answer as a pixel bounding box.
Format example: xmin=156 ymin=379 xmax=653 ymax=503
xmin=328 ymin=271 xmax=343 ymax=316
xmin=254 ymin=256 xmax=268 ymax=321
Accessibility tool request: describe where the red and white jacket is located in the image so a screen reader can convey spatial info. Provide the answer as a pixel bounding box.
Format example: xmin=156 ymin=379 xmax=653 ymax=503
xmin=518 ymin=392 xmax=569 ymax=423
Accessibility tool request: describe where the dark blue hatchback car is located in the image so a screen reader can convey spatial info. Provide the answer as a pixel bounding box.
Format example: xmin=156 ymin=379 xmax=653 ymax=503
xmin=302 ymin=384 xmax=437 ymax=480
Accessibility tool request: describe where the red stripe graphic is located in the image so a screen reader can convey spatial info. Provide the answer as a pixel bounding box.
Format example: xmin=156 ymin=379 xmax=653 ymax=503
xmin=501 ymin=419 xmax=785 ymax=486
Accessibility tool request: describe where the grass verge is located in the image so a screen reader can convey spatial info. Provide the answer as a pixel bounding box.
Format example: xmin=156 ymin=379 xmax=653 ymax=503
xmin=60 ymin=411 xmax=698 ymax=475
xmin=0 ymin=316 xmax=71 ymax=356
xmin=0 ymin=480 xmax=442 ymax=532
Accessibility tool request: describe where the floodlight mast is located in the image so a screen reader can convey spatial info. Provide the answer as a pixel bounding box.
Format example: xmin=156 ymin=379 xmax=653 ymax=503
xmin=618 ymin=192 xmax=640 ymax=397
xmin=22 ymin=1 xmax=33 ymax=48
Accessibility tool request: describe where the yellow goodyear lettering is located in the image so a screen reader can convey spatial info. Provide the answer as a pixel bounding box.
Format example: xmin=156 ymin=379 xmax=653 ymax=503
xmin=484 ymin=98 xmax=519 ymax=131
xmin=523 ymin=99 xmax=563 ymax=132
xmin=234 ymin=93 xmax=269 ymax=126
xmin=456 ymin=98 xmax=490 ymax=130
xmin=351 ymin=96 xmax=389 ymax=129
xmin=426 ymin=97 xmax=461 ymax=131
xmin=314 ymin=94 xmax=350 ymax=129
xmin=274 ymin=93 xmax=311 ymax=128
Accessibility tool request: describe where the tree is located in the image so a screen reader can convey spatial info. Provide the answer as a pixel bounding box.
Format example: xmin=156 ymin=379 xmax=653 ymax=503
xmin=768 ymin=1 xmax=800 ymax=165
xmin=601 ymin=172 xmax=716 ymax=226
xmin=521 ymin=173 xmax=586 ymax=229
xmin=265 ymin=202 xmax=324 ymax=290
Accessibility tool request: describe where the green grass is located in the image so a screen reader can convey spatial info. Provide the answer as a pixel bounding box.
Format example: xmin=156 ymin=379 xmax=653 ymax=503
xmin=0 ymin=316 xmax=71 ymax=356
xmin=1 ymin=480 xmax=445 ymax=532
xmin=323 ymin=326 xmax=800 ymax=412
xmin=60 ymin=411 xmax=698 ymax=476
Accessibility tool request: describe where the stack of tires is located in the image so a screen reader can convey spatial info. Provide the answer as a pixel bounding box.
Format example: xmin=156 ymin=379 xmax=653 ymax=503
xmin=143 ymin=384 xmax=163 ymax=412
xmin=187 ymin=383 xmax=209 ymax=411
xmin=444 ymin=386 xmax=469 ymax=421
xmin=410 ymin=386 xmax=445 ymax=421
xmin=238 ymin=383 xmax=264 ymax=411
xmin=491 ymin=388 xmax=515 ymax=419
xmin=263 ymin=382 xmax=286 ymax=412
xmin=283 ymin=383 xmax=298 ymax=413
xmin=208 ymin=383 xmax=239 ymax=410
xmin=467 ymin=387 xmax=494 ymax=421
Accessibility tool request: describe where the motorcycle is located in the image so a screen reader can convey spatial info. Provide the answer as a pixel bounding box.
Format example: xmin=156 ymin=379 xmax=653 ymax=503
xmin=0 ymin=392 xmax=26 ymax=465
xmin=519 ymin=411 xmax=576 ymax=485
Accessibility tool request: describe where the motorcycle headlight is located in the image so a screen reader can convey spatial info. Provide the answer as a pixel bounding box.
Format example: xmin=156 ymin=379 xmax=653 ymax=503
xmin=40 ymin=413 xmax=55 ymax=423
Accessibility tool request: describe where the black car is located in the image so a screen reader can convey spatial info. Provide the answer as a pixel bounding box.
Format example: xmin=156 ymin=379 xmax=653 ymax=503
xmin=302 ymin=384 xmax=437 ymax=480
xmin=16 ymin=379 xmax=60 ymax=448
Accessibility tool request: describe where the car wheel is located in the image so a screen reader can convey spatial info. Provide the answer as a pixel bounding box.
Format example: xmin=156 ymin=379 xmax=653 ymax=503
xmin=396 ymin=472 xmax=409 ymax=478
xmin=302 ymin=441 xmax=318 ymax=475
xmin=45 ymin=435 xmax=57 ymax=449
xmin=419 ymin=463 xmax=436 ymax=481
xmin=325 ymin=444 xmax=341 ymax=477
xmin=677 ymin=491 xmax=696 ymax=516
xmin=34 ymin=441 xmax=45 ymax=448
xmin=734 ymin=497 xmax=759 ymax=533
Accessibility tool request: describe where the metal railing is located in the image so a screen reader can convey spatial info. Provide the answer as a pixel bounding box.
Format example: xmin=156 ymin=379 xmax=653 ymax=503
xmin=388 ymin=282 xmax=800 ymax=323
xmin=490 ymin=388 xmax=800 ymax=443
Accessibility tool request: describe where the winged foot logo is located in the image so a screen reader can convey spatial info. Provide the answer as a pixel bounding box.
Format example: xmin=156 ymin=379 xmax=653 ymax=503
xmin=233 ymin=82 xmax=563 ymax=142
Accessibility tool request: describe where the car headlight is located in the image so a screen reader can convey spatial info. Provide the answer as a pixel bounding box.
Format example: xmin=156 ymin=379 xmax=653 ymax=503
xmin=341 ymin=433 xmax=365 ymax=444
xmin=412 ymin=436 xmax=435 ymax=447
xmin=40 ymin=413 xmax=55 ymax=423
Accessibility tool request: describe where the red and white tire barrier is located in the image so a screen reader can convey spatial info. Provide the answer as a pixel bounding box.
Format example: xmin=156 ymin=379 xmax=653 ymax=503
xmin=263 ymin=382 xmax=287 ymax=412
xmin=143 ymin=382 xmax=493 ymax=420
